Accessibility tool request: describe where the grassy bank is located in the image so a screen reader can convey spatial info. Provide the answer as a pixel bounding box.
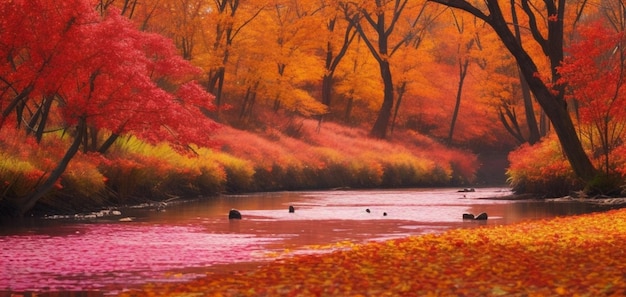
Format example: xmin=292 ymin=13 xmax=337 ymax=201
xmin=121 ymin=207 xmax=626 ymax=296
xmin=0 ymin=119 xmax=477 ymax=215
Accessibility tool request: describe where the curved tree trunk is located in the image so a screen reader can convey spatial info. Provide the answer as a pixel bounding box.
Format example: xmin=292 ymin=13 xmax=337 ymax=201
xmin=509 ymin=0 xmax=540 ymax=144
xmin=15 ymin=117 xmax=86 ymax=216
xmin=491 ymin=18 xmax=595 ymax=181
xmin=370 ymin=61 xmax=394 ymax=139
xmin=429 ymin=0 xmax=597 ymax=182
xmin=448 ymin=58 xmax=469 ymax=144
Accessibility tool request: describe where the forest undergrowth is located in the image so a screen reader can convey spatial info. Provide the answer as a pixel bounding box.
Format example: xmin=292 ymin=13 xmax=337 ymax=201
xmin=120 ymin=206 xmax=626 ymax=296
xmin=0 ymin=118 xmax=478 ymax=216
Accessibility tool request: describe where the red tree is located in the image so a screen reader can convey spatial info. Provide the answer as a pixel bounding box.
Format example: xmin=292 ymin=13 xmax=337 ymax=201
xmin=0 ymin=0 xmax=218 ymax=215
xmin=558 ymin=22 xmax=626 ymax=177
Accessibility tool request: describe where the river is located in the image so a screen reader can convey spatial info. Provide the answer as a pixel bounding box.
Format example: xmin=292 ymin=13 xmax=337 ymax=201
xmin=0 ymin=187 xmax=616 ymax=294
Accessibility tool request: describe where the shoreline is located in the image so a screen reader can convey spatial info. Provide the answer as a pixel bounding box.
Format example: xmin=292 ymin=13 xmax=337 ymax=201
xmin=480 ymin=192 xmax=626 ymax=207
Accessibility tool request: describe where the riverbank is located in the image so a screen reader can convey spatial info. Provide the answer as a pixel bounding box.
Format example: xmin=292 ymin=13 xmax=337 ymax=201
xmin=1 ymin=121 xmax=479 ymax=217
xmin=479 ymin=191 xmax=626 ymax=207
xmin=120 ymin=206 xmax=626 ymax=296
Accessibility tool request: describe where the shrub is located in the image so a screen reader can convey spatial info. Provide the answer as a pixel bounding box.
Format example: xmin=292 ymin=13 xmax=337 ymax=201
xmin=507 ymin=135 xmax=579 ymax=196
xmin=197 ymin=149 xmax=248 ymax=193
xmin=0 ymin=155 xmax=46 ymax=198
xmin=61 ymin=153 xmax=107 ymax=199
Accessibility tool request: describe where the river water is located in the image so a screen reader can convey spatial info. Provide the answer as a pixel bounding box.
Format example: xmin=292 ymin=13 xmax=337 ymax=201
xmin=0 ymin=187 xmax=616 ymax=294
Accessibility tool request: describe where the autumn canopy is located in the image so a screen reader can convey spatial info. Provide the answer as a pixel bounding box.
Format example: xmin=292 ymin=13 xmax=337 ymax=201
xmin=2 ymin=0 xmax=626 ymax=214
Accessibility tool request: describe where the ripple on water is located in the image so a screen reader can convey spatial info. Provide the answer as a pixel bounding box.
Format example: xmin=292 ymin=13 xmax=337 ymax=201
xmin=0 ymin=223 xmax=281 ymax=291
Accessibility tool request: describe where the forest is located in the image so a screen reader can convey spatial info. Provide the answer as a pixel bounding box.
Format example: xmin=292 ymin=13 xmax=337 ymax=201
xmin=1 ymin=0 xmax=626 ymax=217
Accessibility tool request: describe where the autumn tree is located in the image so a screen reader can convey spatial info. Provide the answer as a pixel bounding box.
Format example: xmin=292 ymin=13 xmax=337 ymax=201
xmin=446 ymin=11 xmax=480 ymax=145
xmin=428 ymin=0 xmax=597 ymax=183
xmin=97 ymin=0 xmax=159 ymax=29
xmin=249 ymin=0 xmax=327 ymax=120
xmin=200 ymin=0 xmax=265 ymax=117
xmin=558 ymin=22 xmax=626 ymax=177
xmin=464 ymin=19 xmax=537 ymax=145
xmin=342 ymin=0 xmax=434 ymax=139
xmin=334 ymin=37 xmax=382 ymax=123
xmin=0 ymin=0 xmax=218 ymax=216
xmin=318 ymin=1 xmax=357 ymax=125
xmin=388 ymin=4 xmax=442 ymax=135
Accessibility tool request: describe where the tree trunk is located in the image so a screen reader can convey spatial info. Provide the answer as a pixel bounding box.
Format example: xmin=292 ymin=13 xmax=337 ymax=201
xmin=391 ymin=82 xmax=407 ymax=134
xmin=519 ymin=72 xmax=540 ymax=144
xmin=509 ymin=0 xmax=540 ymax=144
xmin=370 ymin=60 xmax=394 ymax=139
xmin=37 ymin=95 xmax=56 ymax=142
xmin=428 ymin=0 xmax=597 ymax=182
xmin=499 ymin=106 xmax=526 ymax=144
xmin=318 ymin=73 xmax=333 ymax=127
xmin=344 ymin=95 xmax=354 ymax=123
xmin=98 ymin=132 xmax=120 ymax=154
xmin=493 ymin=26 xmax=595 ymax=181
xmin=16 ymin=117 xmax=86 ymax=216
xmin=240 ymin=85 xmax=253 ymax=120
xmin=448 ymin=58 xmax=469 ymax=144
xmin=1 ymin=85 xmax=34 ymax=129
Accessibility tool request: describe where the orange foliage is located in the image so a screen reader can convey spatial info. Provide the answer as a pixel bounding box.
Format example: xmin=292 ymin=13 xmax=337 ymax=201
xmin=122 ymin=207 xmax=626 ymax=296
xmin=507 ymin=134 xmax=578 ymax=196
xmin=0 ymin=130 xmax=68 ymax=198
xmin=215 ymin=119 xmax=477 ymax=189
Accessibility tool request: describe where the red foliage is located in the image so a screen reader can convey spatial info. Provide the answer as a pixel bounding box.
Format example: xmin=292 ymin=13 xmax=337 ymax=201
xmin=558 ymin=22 xmax=626 ymax=128
xmin=0 ymin=0 xmax=219 ymax=151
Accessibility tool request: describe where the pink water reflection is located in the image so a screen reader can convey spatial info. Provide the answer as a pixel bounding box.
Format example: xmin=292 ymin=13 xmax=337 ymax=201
xmin=0 ymin=187 xmax=613 ymax=293
xmin=0 ymin=223 xmax=280 ymax=291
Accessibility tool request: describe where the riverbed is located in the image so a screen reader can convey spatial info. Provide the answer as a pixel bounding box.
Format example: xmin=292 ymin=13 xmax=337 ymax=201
xmin=0 ymin=187 xmax=617 ymax=294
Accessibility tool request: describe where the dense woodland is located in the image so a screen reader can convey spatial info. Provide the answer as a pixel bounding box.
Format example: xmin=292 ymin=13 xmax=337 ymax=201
xmin=1 ymin=0 xmax=626 ymax=216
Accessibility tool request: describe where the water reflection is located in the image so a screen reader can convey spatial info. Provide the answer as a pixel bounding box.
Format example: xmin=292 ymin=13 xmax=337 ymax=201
xmin=0 ymin=188 xmax=619 ymax=293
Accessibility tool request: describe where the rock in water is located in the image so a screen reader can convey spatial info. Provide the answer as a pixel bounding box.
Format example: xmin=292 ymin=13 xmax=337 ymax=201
xmin=462 ymin=213 xmax=475 ymax=220
xmin=475 ymin=212 xmax=488 ymax=220
xmin=229 ymin=209 xmax=242 ymax=220
xmin=289 ymin=205 xmax=295 ymax=213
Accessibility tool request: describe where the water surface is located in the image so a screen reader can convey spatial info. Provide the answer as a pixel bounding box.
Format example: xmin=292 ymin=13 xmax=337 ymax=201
xmin=0 ymin=188 xmax=616 ymax=293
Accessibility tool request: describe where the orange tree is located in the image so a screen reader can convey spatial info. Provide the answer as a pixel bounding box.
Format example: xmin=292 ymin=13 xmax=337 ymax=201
xmin=427 ymin=0 xmax=598 ymax=185
xmin=341 ymin=0 xmax=434 ymax=139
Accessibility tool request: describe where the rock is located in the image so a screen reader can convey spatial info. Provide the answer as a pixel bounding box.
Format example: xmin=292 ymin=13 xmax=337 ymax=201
xmin=156 ymin=202 xmax=167 ymax=212
xmin=462 ymin=213 xmax=475 ymax=220
xmin=228 ymin=209 xmax=242 ymax=220
xmin=474 ymin=212 xmax=488 ymax=220
xmin=289 ymin=205 xmax=295 ymax=213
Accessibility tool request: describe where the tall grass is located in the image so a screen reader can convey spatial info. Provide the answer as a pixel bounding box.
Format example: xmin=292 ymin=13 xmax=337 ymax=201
xmin=214 ymin=120 xmax=477 ymax=190
xmin=1 ymin=117 xmax=479 ymax=214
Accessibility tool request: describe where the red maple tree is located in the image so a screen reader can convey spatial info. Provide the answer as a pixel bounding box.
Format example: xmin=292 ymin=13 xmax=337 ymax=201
xmin=0 ymin=0 xmax=219 ymax=215
xmin=558 ymin=21 xmax=626 ymax=176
